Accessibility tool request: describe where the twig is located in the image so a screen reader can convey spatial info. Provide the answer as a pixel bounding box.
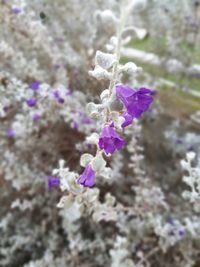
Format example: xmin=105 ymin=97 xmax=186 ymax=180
xmin=136 ymin=246 xmax=160 ymax=267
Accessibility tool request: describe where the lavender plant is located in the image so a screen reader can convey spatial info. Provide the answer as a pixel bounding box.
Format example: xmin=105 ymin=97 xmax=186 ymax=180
xmin=54 ymin=0 xmax=155 ymax=209
xmin=1 ymin=1 xmax=200 ymax=267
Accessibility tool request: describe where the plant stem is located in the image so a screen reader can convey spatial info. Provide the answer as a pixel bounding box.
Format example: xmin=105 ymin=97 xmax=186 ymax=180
xmin=108 ymin=4 xmax=126 ymax=97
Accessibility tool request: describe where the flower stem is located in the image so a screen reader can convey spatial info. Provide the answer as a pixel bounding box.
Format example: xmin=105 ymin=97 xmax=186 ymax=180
xmin=106 ymin=4 xmax=126 ymax=123
xmin=108 ymin=4 xmax=126 ymax=97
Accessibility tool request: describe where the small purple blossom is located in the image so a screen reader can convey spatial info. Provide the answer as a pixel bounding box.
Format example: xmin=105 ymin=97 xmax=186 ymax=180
xmin=52 ymin=90 xmax=60 ymax=99
xmin=191 ymin=21 xmax=198 ymax=28
xmin=58 ymin=97 xmax=65 ymax=104
xmin=86 ymin=143 xmax=93 ymax=149
xmin=82 ymin=117 xmax=92 ymax=124
xmin=116 ymin=85 xmax=155 ymax=119
xmin=77 ymin=164 xmax=95 ymax=187
xmin=121 ymin=112 xmax=134 ymax=128
xmin=178 ymin=229 xmax=185 ymax=237
xmin=66 ymin=88 xmax=72 ymax=96
xmin=33 ymin=113 xmax=41 ymax=121
xmin=12 ymin=7 xmax=22 ymax=14
xmin=72 ymin=121 xmax=78 ymax=129
xmin=48 ymin=176 xmax=60 ymax=189
xmin=31 ymin=81 xmax=40 ymax=91
xmin=176 ymin=138 xmax=183 ymax=145
xmin=167 ymin=217 xmax=174 ymax=225
xmin=26 ymin=98 xmax=37 ymax=108
xmin=99 ymin=124 xmax=125 ymax=155
xmin=52 ymin=90 xmax=65 ymax=104
xmin=79 ymin=112 xmax=92 ymax=125
xmin=184 ymin=15 xmax=191 ymax=21
xmin=6 ymin=128 xmax=15 ymax=137
xmin=3 ymin=106 xmax=10 ymax=113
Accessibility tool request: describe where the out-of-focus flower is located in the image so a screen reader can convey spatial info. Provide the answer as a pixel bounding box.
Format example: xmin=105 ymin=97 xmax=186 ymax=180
xmin=48 ymin=176 xmax=60 ymax=189
xmin=184 ymin=15 xmax=191 ymax=21
xmin=116 ymin=85 xmax=155 ymax=119
xmin=77 ymin=164 xmax=95 ymax=187
xmin=86 ymin=143 xmax=93 ymax=149
xmin=191 ymin=21 xmax=198 ymax=28
xmin=6 ymin=128 xmax=15 ymax=137
xmin=99 ymin=124 xmax=125 ymax=155
xmin=52 ymin=90 xmax=65 ymax=104
xmin=176 ymin=139 xmax=183 ymax=145
xmin=66 ymin=88 xmax=72 ymax=96
xmin=26 ymin=98 xmax=37 ymax=108
xmin=32 ymin=113 xmax=41 ymax=121
xmin=79 ymin=112 xmax=92 ymax=125
xmin=178 ymin=229 xmax=185 ymax=236
xmin=72 ymin=121 xmax=78 ymax=129
xmin=11 ymin=7 xmax=22 ymax=14
xmin=3 ymin=106 xmax=10 ymax=113
xmin=31 ymin=81 xmax=41 ymax=91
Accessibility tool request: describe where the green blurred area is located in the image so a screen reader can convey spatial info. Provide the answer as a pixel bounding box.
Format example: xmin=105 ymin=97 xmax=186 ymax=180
xmin=128 ymin=38 xmax=200 ymax=64
xmin=121 ymin=38 xmax=200 ymax=117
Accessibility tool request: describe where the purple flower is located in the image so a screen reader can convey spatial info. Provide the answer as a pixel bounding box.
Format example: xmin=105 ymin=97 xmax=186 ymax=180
xmin=6 ymin=128 xmax=15 ymax=137
xmin=66 ymin=88 xmax=72 ymax=96
xmin=191 ymin=21 xmax=198 ymax=28
xmin=86 ymin=143 xmax=93 ymax=149
xmin=184 ymin=15 xmax=190 ymax=21
xmin=52 ymin=90 xmax=60 ymax=99
xmin=3 ymin=106 xmax=10 ymax=113
xmin=77 ymin=164 xmax=95 ymax=187
xmin=176 ymin=138 xmax=183 ymax=145
xmin=12 ymin=7 xmax=22 ymax=14
xmin=26 ymin=98 xmax=37 ymax=108
xmin=48 ymin=176 xmax=60 ymax=189
xmin=99 ymin=124 xmax=125 ymax=155
xmin=178 ymin=229 xmax=185 ymax=237
xmin=121 ymin=112 xmax=133 ymax=128
xmin=167 ymin=217 xmax=174 ymax=225
xmin=58 ymin=97 xmax=65 ymax=104
xmin=52 ymin=90 xmax=65 ymax=104
xmin=72 ymin=121 xmax=78 ymax=129
xmin=31 ymin=81 xmax=40 ymax=91
xmin=116 ymin=85 xmax=155 ymax=119
xmin=33 ymin=113 xmax=41 ymax=121
xmin=79 ymin=112 xmax=92 ymax=125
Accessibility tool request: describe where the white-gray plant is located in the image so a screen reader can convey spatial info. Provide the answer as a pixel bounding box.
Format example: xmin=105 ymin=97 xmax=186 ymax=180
xmin=181 ymin=151 xmax=200 ymax=212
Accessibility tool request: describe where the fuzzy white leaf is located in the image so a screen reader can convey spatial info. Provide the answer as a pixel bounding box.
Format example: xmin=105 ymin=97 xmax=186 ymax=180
xmin=95 ymin=10 xmax=118 ymax=25
xmin=91 ymin=152 xmax=106 ymax=172
xmin=100 ymin=89 xmax=110 ymax=101
xmin=120 ymin=62 xmax=141 ymax=75
xmin=80 ymin=153 xmax=94 ymax=167
xmin=95 ymin=50 xmax=117 ymax=70
xmin=57 ymin=195 xmax=73 ymax=209
xmin=86 ymin=132 xmax=99 ymax=145
xmin=89 ymin=66 xmax=112 ymax=80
